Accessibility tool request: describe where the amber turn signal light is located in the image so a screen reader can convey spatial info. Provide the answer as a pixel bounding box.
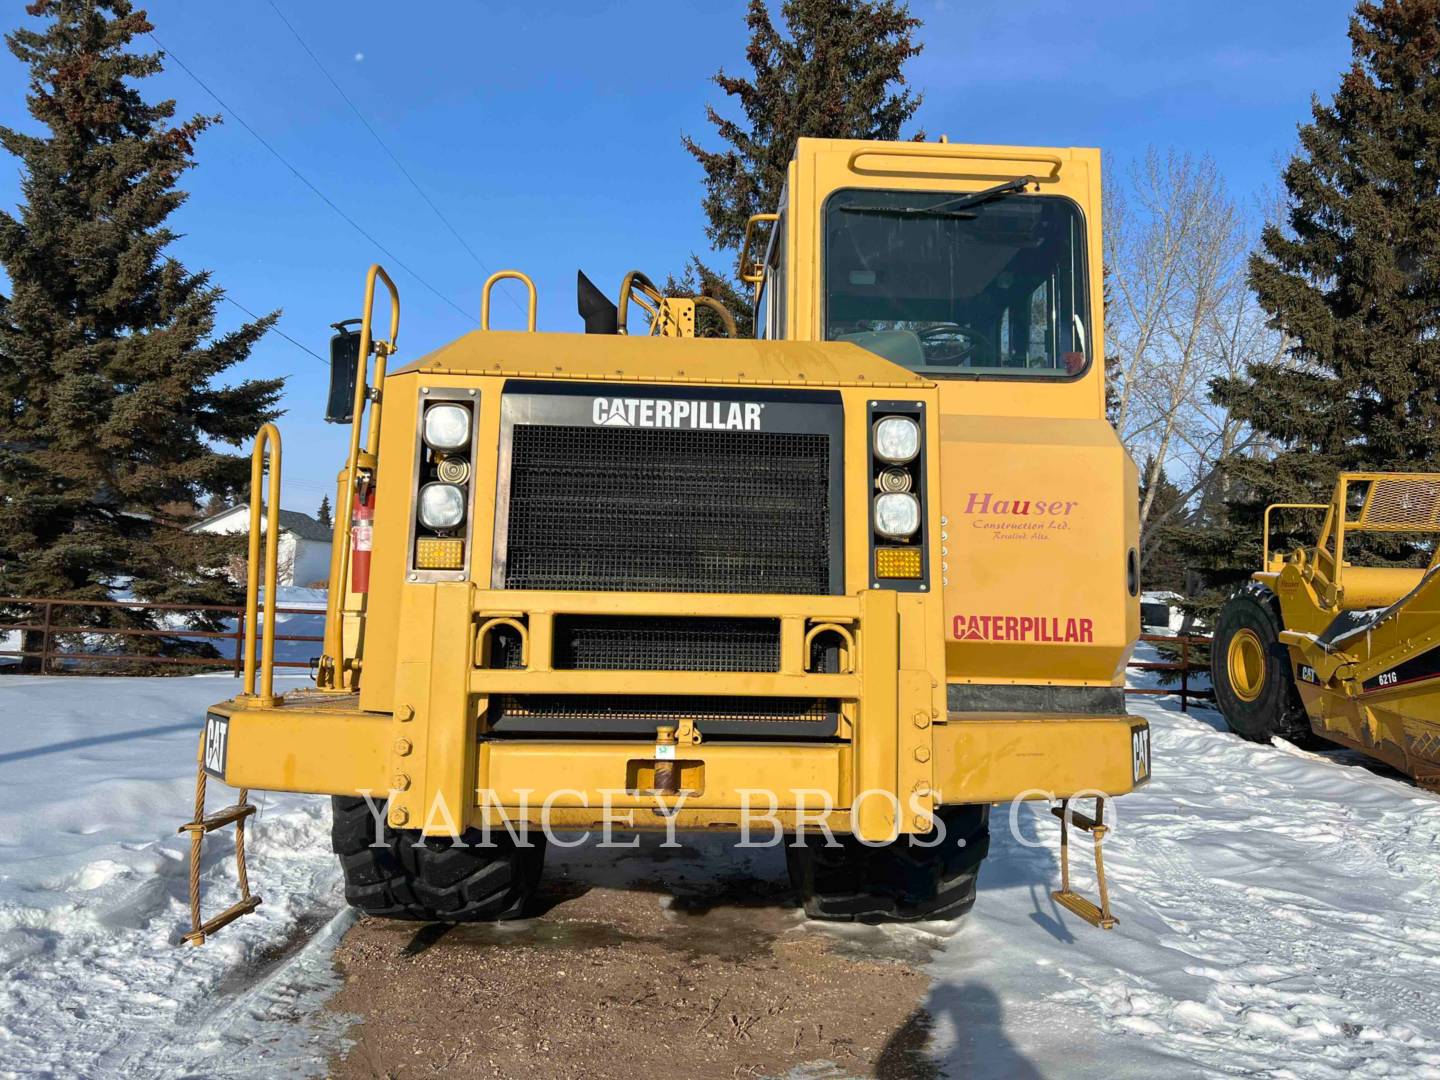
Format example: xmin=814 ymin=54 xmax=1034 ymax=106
xmin=875 ymin=547 xmax=922 ymax=579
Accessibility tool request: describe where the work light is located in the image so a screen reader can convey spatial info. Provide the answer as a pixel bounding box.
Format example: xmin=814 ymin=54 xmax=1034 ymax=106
xmin=874 ymin=492 xmax=920 ymax=538
xmin=423 ymin=402 xmax=471 ymax=451
xmin=873 ymin=415 xmax=920 ymax=463
xmin=418 ymin=482 xmax=466 ymax=529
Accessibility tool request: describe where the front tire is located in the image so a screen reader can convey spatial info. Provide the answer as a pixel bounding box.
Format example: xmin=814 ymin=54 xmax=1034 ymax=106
xmin=787 ymin=804 xmax=990 ymax=922
xmin=1211 ymin=582 xmax=1314 ymax=745
xmin=330 ymin=796 xmax=545 ymax=921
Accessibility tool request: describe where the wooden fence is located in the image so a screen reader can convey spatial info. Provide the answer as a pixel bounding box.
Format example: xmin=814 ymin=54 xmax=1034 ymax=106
xmin=0 ymin=595 xmax=321 ymax=675
xmin=1125 ymin=632 xmax=1213 ymax=712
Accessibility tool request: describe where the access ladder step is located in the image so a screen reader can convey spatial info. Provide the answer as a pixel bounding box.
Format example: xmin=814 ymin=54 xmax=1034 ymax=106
xmin=177 ymin=803 xmax=257 ymax=836
xmin=1052 ymin=888 xmax=1118 ymax=930
xmin=182 ymin=895 xmax=263 ymax=946
xmin=1051 ymin=805 xmax=1102 ymax=832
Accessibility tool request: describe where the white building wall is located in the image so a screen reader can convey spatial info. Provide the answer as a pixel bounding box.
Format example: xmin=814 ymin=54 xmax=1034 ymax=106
xmin=190 ymin=507 xmax=331 ymax=588
xmin=290 ymin=538 xmax=332 ymax=588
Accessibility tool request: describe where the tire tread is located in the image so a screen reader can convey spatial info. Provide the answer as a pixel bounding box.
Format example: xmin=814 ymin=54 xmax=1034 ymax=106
xmin=330 ymin=796 xmax=544 ymax=921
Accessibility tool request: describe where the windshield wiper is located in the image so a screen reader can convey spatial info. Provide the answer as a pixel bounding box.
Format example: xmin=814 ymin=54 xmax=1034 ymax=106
xmin=929 ymin=175 xmax=1037 ymax=214
xmin=837 ymin=175 xmax=1038 ymax=220
xmin=836 ymin=205 xmax=978 ymax=219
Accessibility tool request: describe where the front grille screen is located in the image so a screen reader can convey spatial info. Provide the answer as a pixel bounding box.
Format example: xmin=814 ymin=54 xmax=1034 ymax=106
xmin=503 ymin=425 xmax=831 ymax=594
xmin=553 ymin=615 xmax=780 ymax=672
xmin=486 ymin=694 xmax=837 ymax=737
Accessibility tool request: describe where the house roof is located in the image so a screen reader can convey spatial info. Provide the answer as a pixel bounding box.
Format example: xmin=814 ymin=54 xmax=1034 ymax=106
xmin=188 ymin=504 xmax=333 ymax=542
xmin=276 ymin=509 xmax=334 ymax=541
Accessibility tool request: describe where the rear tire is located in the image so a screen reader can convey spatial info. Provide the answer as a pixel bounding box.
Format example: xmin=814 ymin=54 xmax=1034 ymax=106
xmin=1211 ymin=582 xmax=1316 ymax=746
xmin=330 ymin=796 xmax=545 ymax=921
xmin=787 ymin=804 xmax=990 ymax=922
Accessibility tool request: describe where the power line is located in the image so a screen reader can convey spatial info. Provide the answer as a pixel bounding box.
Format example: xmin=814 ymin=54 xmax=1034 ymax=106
xmin=263 ymin=1 xmax=523 ymax=317
xmin=214 ymin=287 xmax=328 ymax=366
xmin=149 ymin=31 xmax=479 ymax=327
xmin=79 ymin=250 xmax=328 ymax=367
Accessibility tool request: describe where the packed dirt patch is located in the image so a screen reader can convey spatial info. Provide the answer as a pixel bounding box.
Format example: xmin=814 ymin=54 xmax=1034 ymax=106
xmin=326 ymin=834 xmax=940 ymax=1079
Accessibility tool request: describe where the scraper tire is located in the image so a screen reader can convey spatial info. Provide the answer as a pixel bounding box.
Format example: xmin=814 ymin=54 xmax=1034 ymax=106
xmin=1212 ymin=582 xmax=1319 ymax=747
xmin=330 ymin=796 xmax=545 ymax=921
xmin=787 ymin=804 xmax=990 ymax=923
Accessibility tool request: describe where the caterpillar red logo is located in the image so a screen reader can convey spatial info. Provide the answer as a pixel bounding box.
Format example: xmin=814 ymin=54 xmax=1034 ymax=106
xmin=952 ymin=614 xmax=1094 ymax=643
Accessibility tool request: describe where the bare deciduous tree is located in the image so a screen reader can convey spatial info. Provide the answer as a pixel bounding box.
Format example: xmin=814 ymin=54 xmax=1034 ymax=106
xmin=1106 ymin=149 xmax=1279 ymax=573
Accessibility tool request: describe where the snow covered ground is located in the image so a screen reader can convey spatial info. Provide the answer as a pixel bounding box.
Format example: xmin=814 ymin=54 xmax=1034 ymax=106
xmin=916 ymin=700 xmax=1440 ymax=1079
xmin=0 ymin=671 xmax=349 ymax=1078
xmin=1 ymin=669 xmax=1438 ymax=1078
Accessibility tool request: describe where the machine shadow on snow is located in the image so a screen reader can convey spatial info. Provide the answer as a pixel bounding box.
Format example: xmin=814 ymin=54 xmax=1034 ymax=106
xmin=0 ymin=720 xmax=197 ymax=765
xmin=977 ymin=805 xmax=1069 ymax=943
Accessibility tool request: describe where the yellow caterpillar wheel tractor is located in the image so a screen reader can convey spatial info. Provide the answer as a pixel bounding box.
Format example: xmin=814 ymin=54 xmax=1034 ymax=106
xmin=179 ymin=137 xmax=1151 ymax=945
xmin=1213 ymin=472 xmax=1440 ymax=791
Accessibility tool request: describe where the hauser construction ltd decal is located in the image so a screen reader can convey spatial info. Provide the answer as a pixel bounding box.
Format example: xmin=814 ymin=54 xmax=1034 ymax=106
xmin=592 ymin=397 xmax=766 ymax=431
xmin=952 ymin=613 xmax=1094 ymax=643
xmin=961 ymin=491 xmax=1079 ymax=542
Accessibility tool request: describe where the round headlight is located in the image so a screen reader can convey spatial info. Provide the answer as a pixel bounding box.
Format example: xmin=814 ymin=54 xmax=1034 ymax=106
xmin=423 ymin=403 xmax=471 ymax=451
xmin=418 ymin=483 xmax=466 ymax=529
xmin=874 ymin=492 xmax=920 ymax=538
xmin=873 ymin=415 xmax=920 ymax=464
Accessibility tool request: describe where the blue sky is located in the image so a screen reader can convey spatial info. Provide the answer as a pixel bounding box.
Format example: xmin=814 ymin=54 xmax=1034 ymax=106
xmin=0 ymin=0 xmax=1356 ymax=512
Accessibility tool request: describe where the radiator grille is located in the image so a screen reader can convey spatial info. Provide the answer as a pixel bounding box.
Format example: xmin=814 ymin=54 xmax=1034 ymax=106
xmin=503 ymin=425 xmax=832 ymax=594
xmin=486 ymin=694 xmax=837 ymax=737
xmin=553 ymin=616 xmax=780 ymax=672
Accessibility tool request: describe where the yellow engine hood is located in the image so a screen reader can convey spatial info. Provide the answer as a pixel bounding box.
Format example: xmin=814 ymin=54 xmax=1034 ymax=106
xmin=391 ymin=329 xmax=929 ymax=390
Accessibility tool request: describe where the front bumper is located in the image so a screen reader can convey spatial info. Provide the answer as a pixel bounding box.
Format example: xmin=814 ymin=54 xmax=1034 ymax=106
xmin=208 ymin=583 xmax=1148 ymax=840
xmin=208 ymin=697 xmax=1148 ymax=838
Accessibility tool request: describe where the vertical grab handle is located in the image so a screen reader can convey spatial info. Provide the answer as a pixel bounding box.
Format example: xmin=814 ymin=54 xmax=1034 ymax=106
xmin=738 ymin=212 xmax=779 ymax=286
xmin=322 ymin=264 xmax=400 ymax=690
xmin=481 ymin=270 xmax=538 ymax=331
xmin=242 ymin=423 xmax=282 ymax=705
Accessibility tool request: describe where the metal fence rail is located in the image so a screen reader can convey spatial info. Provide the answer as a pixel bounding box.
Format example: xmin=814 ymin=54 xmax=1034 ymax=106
xmin=1125 ymin=632 xmax=1212 ymax=712
xmin=0 ymin=595 xmax=321 ymax=675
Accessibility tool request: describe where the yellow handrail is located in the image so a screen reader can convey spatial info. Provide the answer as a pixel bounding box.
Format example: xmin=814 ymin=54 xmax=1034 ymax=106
xmin=481 ymin=270 xmax=537 ymax=331
xmin=738 ymin=212 xmax=779 ymax=286
xmin=847 ymin=144 xmax=1065 ymax=181
xmin=242 ymin=423 xmax=282 ymax=705
xmin=321 ymin=264 xmax=399 ymax=690
xmin=1263 ymin=502 xmax=1327 ymax=569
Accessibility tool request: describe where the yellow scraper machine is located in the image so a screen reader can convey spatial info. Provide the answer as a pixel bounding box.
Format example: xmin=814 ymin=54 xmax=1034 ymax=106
xmin=1214 ymin=472 xmax=1440 ymax=790
xmin=180 ymin=138 xmax=1150 ymax=944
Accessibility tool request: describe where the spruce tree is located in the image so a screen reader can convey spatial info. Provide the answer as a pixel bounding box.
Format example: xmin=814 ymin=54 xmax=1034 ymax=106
xmin=316 ymin=494 xmax=332 ymax=529
xmin=1176 ymin=0 xmax=1440 ymax=605
xmin=678 ymin=0 xmax=924 ymax=333
xmin=0 ymin=1 xmax=283 ymax=662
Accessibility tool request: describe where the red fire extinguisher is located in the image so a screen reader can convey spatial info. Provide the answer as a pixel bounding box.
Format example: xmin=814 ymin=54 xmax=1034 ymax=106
xmin=351 ymin=477 xmax=375 ymax=594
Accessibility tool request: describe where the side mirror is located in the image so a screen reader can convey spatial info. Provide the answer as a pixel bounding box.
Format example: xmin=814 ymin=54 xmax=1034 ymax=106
xmin=326 ymin=319 xmax=363 ymax=424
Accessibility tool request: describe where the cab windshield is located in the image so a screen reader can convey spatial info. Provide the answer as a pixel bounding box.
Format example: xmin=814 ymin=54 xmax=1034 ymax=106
xmin=823 ymin=188 xmax=1090 ymax=378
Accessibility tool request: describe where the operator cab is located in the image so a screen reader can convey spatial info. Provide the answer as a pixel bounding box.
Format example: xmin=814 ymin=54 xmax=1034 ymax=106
xmin=755 ymin=180 xmax=1090 ymax=383
xmin=821 ymin=185 xmax=1090 ymax=379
